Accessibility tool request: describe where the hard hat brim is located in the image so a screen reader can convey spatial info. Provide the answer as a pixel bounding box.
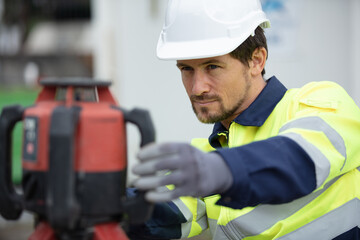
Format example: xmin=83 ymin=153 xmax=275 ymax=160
xmin=156 ymin=20 xmax=271 ymax=61
xmin=156 ymin=37 xmax=243 ymax=60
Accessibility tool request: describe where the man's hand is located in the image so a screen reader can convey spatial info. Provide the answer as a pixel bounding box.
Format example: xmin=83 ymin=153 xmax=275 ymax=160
xmin=132 ymin=143 xmax=233 ymax=202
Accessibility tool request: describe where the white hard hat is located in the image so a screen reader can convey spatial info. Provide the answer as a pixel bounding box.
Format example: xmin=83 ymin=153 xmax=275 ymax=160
xmin=157 ymin=0 xmax=270 ymax=60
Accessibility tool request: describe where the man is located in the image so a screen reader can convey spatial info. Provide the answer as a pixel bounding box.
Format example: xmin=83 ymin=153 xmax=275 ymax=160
xmin=130 ymin=0 xmax=360 ymax=239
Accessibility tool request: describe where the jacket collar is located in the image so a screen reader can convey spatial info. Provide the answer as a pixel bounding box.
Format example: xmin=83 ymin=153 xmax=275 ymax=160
xmin=209 ymin=76 xmax=287 ymax=148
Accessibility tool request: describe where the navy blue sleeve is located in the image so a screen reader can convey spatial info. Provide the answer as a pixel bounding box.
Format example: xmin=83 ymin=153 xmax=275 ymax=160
xmin=215 ymin=136 xmax=316 ymax=209
xmin=127 ymin=188 xmax=186 ymax=239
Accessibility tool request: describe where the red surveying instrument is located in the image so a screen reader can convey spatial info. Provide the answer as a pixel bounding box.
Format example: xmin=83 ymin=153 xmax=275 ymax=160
xmin=0 ymin=78 xmax=154 ymax=240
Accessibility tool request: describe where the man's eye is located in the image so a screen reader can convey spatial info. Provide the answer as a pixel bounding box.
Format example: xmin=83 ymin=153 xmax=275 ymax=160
xmin=208 ymin=65 xmax=219 ymax=70
xmin=181 ymin=66 xmax=193 ymax=71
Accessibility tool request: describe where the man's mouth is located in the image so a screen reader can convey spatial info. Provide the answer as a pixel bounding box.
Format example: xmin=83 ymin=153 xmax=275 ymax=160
xmin=193 ymin=99 xmax=217 ymax=106
xmin=191 ymin=95 xmax=219 ymax=106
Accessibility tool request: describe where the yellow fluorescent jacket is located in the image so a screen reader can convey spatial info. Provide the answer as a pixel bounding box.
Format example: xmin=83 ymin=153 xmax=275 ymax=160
xmin=171 ymin=79 xmax=360 ymax=240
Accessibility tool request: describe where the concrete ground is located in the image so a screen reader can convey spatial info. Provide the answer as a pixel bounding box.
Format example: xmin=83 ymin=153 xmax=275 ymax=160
xmin=0 ymin=212 xmax=34 ymax=240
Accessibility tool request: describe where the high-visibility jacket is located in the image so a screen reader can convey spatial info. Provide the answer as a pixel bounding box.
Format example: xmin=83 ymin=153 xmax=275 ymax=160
xmin=129 ymin=76 xmax=360 ymax=240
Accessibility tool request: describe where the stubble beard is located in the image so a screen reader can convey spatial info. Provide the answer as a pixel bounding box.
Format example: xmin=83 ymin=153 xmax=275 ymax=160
xmin=191 ymin=76 xmax=251 ymax=124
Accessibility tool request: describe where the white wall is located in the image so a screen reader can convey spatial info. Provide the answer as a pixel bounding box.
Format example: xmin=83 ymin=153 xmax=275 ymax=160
xmin=92 ymin=0 xmax=360 ymax=182
xmin=351 ymin=0 xmax=360 ymax=106
xmin=264 ymin=0 xmax=359 ymax=99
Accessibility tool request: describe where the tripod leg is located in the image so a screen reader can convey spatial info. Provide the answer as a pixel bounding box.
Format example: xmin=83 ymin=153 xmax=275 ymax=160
xmin=93 ymin=223 xmax=129 ymax=240
xmin=28 ymin=222 xmax=56 ymax=240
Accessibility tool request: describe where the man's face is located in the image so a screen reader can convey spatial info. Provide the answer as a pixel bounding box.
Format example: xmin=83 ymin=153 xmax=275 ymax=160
xmin=177 ymin=54 xmax=253 ymax=126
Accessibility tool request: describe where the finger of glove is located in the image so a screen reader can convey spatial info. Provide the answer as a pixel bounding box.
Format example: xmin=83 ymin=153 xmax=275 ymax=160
xmin=133 ymin=175 xmax=164 ymax=190
xmin=157 ymin=170 xmax=187 ymax=187
xmin=146 ymin=187 xmax=194 ymax=203
xmin=137 ymin=142 xmax=187 ymax=162
xmin=133 ymin=170 xmax=186 ymax=190
xmin=132 ymin=158 xmax=159 ymax=175
xmin=133 ymin=152 xmax=181 ymax=175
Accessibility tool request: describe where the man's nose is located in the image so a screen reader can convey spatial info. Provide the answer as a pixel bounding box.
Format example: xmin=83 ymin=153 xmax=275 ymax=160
xmin=192 ymin=71 xmax=210 ymax=96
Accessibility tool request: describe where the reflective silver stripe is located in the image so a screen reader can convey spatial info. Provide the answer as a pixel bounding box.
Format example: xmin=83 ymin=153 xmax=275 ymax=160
xmin=217 ymin=176 xmax=340 ymax=239
xmin=197 ymin=211 xmax=208 ymax=232
xmin=281 ymin=133 xmax=331 ymax=188
xmin=172 ymin=197 xmax=193 ymax=238
xmin=156 ymin=186 xmax=193 ymax=238
xmin=208 ymin=218 xmax=218 ymax=237
xmin=281 ymin=132 xmax=331 ymax=188
xmin=196 ymin=198 xmax=208 ymax=231
xmin=278 ymin=198 xmax=360 ymax=240
xmin=172 ymin=197 xmax=207 ymax=238
xmin=279 ymin=116 xmax=347 ymax=167
xmin=213 ymin=226 xmax=234 ymax=240
xmin=157 ymin=186 xmax=207 ymax=238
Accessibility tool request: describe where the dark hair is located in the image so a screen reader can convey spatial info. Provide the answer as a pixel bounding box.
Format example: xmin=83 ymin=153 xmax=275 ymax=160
xmin=229 ymin=26 xmax=268 ymax=76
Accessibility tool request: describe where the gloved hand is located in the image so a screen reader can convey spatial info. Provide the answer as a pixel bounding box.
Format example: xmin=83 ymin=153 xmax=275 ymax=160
xmin=132 ymin=143 xmax=233 ymax=202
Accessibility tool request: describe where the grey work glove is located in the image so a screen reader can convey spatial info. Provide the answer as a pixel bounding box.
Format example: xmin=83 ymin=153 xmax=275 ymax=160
xmin=132 ymin=143 xmax=233 ymax=202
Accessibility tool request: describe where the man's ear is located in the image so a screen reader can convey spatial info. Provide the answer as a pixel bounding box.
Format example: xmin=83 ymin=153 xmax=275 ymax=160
xmin=249 ymin=47 xmax=267 ymax=76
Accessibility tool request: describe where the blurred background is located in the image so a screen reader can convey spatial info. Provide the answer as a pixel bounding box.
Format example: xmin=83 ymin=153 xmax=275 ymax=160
xmin=0 ymin=0 xmax=359 ymax=239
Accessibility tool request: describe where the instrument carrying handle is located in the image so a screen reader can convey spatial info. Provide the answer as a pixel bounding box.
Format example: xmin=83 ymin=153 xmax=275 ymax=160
xmin=120 ymin=108 xmax=156 ymax=147
xmin=0 ymin=105 xmax=25 ymax=220
xmin=117 ymin=107 xmax=156 ymax=224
